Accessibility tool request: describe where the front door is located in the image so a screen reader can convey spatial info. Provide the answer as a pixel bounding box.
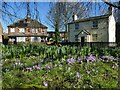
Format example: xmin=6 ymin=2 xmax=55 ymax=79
xmin=81 ymin=36 xmax=85 ymax=47
xmin=81 ymin=36 xmax=85 ymax=43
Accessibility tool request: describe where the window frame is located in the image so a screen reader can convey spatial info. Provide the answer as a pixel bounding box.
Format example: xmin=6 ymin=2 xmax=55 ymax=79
xmin=92 ymin=34 xmax=98 ymax=42
xmin=75 ymin=23 xmax=79 ymax=30
xmin=32 ymin=28 xmax=36 ymax=33
xmin=92 ymin=20 xmax=98 ymax=28
xmin=11 ymin=28 xmax=15 ymax=32
xmin=19 ymin=28 xmax=25 ymax=33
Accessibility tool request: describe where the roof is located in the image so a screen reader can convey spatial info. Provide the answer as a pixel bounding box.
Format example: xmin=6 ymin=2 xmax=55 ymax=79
xmin=47 ymin=31 xmax=67 ymax=33
xmin=68 ymin=14 xmax=111 ymax=24
xmin=8 ymin=18 xmax=48 ymax=28
xmin=77 ymin=29 xmax=90 ymax=36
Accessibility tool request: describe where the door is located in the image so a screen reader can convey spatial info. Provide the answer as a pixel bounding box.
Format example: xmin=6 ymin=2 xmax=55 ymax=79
xmin=81 ymin=36 xmax=85 ymax=43
xmin=81 ymin=36 xmax=85 ymax=47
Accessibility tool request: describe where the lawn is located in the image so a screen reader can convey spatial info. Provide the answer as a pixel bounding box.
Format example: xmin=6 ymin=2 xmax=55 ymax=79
xmin=1 ymin=44 xmax=120 ymax=89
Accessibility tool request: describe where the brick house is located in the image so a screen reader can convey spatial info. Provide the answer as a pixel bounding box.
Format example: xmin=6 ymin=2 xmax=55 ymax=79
xmin=7 ymin=16 xmax=48 ymax=43
xmin=0 ymin=22 xmax=3 ymax=43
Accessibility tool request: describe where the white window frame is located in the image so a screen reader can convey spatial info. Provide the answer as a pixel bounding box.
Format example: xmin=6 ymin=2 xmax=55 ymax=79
xmin=19 ymin=28 xmax=25 ymax=33
xmin=32 ymin=29 xmax=35 ymax=33
xmin=36 ymin=29 xmax=38 ymax=33
xmin=11 ymin=28 xmax=15 ymax=32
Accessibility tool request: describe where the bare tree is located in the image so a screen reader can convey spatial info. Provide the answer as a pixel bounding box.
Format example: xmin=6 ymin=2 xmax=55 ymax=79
xmin=0 ymin=1 xmax=41 ymax=27
xmin=47 ymin=2 xmax=64 ymax=43
xmin=102 ymin=0 xmax=120 ymax=9
xmin=47 ymin=2 xmax=109 ymax=41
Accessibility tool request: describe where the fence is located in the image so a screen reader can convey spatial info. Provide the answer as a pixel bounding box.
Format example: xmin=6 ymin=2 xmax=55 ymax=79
xmin=58 ymin=42 xmax=120 ymax=47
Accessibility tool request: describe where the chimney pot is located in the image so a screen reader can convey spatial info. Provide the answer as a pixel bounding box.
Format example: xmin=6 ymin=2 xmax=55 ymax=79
xmin=27 ymin=15 xmax=30 ymax=23
xmin=72 ymin=13 xmax=78 ymax=21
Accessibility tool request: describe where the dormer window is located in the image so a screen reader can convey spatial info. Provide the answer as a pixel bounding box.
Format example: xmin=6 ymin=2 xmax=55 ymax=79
xmin=75 ymin=23 xmax=79 ymax=30
xmin=92 ymin=21 xmax=98 ymax=28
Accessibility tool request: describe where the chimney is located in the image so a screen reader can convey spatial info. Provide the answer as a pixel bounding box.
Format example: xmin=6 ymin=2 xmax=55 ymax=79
xmin=72 ymin=13 xmax=78 ymax=21
xmin=26 ymin=15 xmax=30 ymax=23
xmin=108 ymin=6 xmax=114 ymax=15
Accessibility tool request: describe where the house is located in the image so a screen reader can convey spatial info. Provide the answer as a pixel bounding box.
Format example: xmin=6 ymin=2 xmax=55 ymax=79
xmin=47 ymin=31 xmax=67 ymax=42
xmin=116 ymin=22 xmax=120 ymax=43
xmin=0 ymin=22 xmax=3 ymax=43
xmin=68 ymin=6 xmax=119 ymax=43
xmin=7 ymin=16 xmax=48 ymax=43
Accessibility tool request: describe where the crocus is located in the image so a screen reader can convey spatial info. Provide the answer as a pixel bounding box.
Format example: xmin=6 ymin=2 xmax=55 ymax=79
xmin=101 ymin=56 xmax=114 ymax=60
xmin=67 ymin=58 xmax=75 ymax=64
xmin=76 ymin=72 xmax=81 ymax=79
xmin=78 ymin=57 xmax=81 ymax=61
xmin=43 ymin=81 xmax=48 ymax=87
xmin=45 ymin=65 xmax=52 ymax=69
xmin=85 ymin=55 xmax=96 ymax=62
xmin=86 ymin=70 xmax=90 ymax=74
xmin=59 ymin=64 xmax=62 ymax=67
xmin=26 ymin=67 xmax=32 ymax=72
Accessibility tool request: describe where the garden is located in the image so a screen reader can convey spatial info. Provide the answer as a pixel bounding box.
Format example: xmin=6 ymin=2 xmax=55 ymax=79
xmin=0 ymin=44 xmax=120 ymax=89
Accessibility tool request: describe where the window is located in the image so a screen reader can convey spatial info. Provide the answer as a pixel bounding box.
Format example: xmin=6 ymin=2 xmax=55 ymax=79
xmin=28 ymin=29 xmax=30 ymax=32
xmin=92 ymin=21 xmax=98 ymax=28
xmin=19 ymin=28 xmax=24 ymax=32
xmin=32 ymin=29 xmax=35 ymax=33
xmin=42 ymin=30 xmax=45 ymax=33
xmin=11 ymin=28 xmax=15 ymax=32
xmin=36 ymin=29 xmax=38 ymax=33
xmin=75 ymin=23 xmax=79 ymax=30
xmin=92 ymin=34 xmax=97 ymax=42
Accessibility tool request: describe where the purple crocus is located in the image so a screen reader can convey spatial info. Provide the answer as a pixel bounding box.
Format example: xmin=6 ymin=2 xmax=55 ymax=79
xmin=85 ymin=55 xmax=96 ymax=62
xmin=78 ymin=57 xmax=81 ymax=61
xmin=33 ymin=65 xmax=41 ymax=70
xmin=101 ymin=56 xmax=115 ymax=60
xmin=114 ymin=57 xmax=119 ymax=61
xmin=86 ymin=70 xmax=90 ymax=74
xmin=54 ymin=64 xmax=57 ymax=67
xmin=67 ymin=58 xmax=75 ymax=64
xmin=45 ymin=65 xmax=52 ymax=69
xmin=43 ymin=81 xmax=48 ymax=87
xmin=26 ymin=67 xmax=32 ymax=72
xmin=59 ymin=64 xmax=62 ymax=67
xmin=76 ymin=72 xmax=81 ymax=79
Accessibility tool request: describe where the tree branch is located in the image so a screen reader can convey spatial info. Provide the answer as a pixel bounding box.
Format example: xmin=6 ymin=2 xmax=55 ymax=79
xmin=102 ymin=0 xmax=120 ymax=9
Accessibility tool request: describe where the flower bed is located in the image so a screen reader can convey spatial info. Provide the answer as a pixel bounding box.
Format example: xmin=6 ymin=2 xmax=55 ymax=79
xmin=1 ymin=44 xmax=120 ymax=89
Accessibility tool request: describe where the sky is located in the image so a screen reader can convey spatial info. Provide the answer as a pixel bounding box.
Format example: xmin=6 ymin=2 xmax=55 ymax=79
xmin=0 ymin=2 xmax=101 ymax=33
xmin=0 ymin=2 xmax=52 ymax=32
xmin=0 ymin=0 xmax=118 ymax=33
